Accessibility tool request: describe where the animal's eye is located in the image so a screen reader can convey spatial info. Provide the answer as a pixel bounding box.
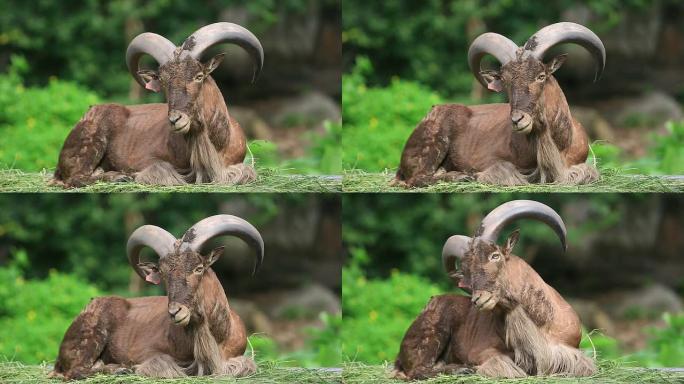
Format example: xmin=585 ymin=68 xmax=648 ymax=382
xmin=537 ymin=73 xmax=546 ymax=82
xmin=194 ymin=266 xmax=204 ymax=274
xmin=194 ymin=73 xmax=204 ymax=82
xmin=489 ymin=252 xmax=501 ymax=261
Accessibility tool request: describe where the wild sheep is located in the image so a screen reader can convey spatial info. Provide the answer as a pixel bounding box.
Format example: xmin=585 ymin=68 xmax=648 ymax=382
xmin=52 ymin=23 xmax=263 ymax=187
xmin=50 ymin=215 xmax=264 ymax=380
xmin=394 ymin=23 xmax=605 ymax=187
xmin=394 ymin=200 xmax=595 ymax=379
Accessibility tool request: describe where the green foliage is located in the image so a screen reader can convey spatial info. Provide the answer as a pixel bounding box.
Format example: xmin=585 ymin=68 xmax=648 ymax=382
xmin=0 ymin=256 xmax=100 ymax=363
xmin=0 ymin=56 xmax=100 ymax=171
xmin=592 ymin=121 xmax=684 ymax=175
xmin=342 ymin=194 xmax=627 ymax=285
xmin=343 ymin=0 xmax=650 ymax=97
xmin=252 ymin=122 xmax=342 ymax=175
xmin=633 ymin=313 xmax=684 ymax=367
xmin=0 ymin=0 xmax=333 ymax=97
xmin=343 ymin=57 xmax=442 ymax=171
xmin=342 ymin=248 xmax=443 ymax=363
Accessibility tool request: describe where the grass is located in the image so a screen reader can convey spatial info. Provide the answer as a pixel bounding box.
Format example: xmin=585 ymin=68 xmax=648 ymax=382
xmin=342 ymin=168 xmax=684 ymax=193
xmin=342 ymin=361 xmax=684 ymax=384
xmin=0 ymin=169 xmax=341 ymax=193
xmin=0 ymin=361 xmax=342 ymax=383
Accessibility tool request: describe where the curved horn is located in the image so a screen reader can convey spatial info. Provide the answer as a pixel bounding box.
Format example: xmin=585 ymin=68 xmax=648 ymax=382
xmin=126 ymin=225 xmax=177 ymax=280
xmin=524 ymin=22 xmax=605 ymax=82
xmin=180 ymin=215 xmax=264 ymax=275
xmin=476 ymin=200 xmax=567 ymax=251
xmin=468 ymin=32 xmax=518 ymax=88
xmin=184 ymin=22 xmax=264 ymax=82
xmin=442 ymin=235 xmax=472 ymax=280
xmin=126 ymin=32 xmax=176 ymax=87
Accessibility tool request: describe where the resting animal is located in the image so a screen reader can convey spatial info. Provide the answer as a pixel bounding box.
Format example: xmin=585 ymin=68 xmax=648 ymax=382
xmin=50 ymin=215 xmax=264 ymax=380
xmin=394 ymin=200 xmax=595 ymax=379
xmin=395 ymin=23 xmax=605 ymax=187
xmin=52 ymin=22 xmax=263 ymax=187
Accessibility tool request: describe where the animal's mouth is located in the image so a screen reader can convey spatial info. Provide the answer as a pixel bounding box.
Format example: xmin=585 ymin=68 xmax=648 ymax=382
xmin=172 ymin=122 xmax=190 ymax=134
xmin=513 ymin=121 xmax=533 ymax=134
xmin=173 ymin=313 xmax=191 ymax=326
xmin=472 ymin=291 xmax=498 ymax=311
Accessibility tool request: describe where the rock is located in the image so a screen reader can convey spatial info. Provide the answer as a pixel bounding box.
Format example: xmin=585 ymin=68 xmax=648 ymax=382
xmin=598 ymin=283 xmax=683 ymax=320
xmin=258 ymin=283 xmax=341 ymax=319
xmin=230 ymin=298 xmax=274 ymax=335
xmin=256 ymin=91 xmax=342 ymax=130
xmin=567 ymin=298 xmax=616 ymax=335
xmin=595 ymin=91 xmax=683 ymax=130
xmin=570 ymin=106 xmax=616 ymax=142
xmin=229 ymin=106 xmax=274 ymax=140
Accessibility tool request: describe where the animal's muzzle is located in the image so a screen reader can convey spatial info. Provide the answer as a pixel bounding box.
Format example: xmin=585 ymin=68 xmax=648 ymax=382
xmin=168 ymin=110 xmax=190 ymax=133
xmin=168 ymin=302 xmax=191 ymax=326
xmin=472 ymin=290 xmax=498 ymax=311
xmin=510 ymin=109 xmax=533 ymax=134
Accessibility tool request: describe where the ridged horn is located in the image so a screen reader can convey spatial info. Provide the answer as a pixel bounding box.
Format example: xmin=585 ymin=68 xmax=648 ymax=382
xmin=183 ymin=22 xmax=264 ymax=82
xmin=476 ymin=200 xmax=567 ymax=251
xmin=524 ymin=22 xmax=605 ymax=82
xmin=442 ymin=235 xmax=472 ymax=280
xmin=125 ymin=32 xmax=176 ymax=87
xmin=126 ymin=225 xmax=176 ymax=280
xmin=468 ymin=32 xmax=518 ymax=88
xmin=180 ymin=215 xmax=264 ymax=275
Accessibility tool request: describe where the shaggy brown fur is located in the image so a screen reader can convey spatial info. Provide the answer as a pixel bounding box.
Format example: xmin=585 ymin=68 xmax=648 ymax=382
xmin=395 ymin=52 xmax=597 ymax=187
xmin=52 ymin=46 xmax=253 ymax=188
xmin=394 ymin=234 xmax=595 ymax=380
xmin=51 ymin=254 xmax=253 ymax=380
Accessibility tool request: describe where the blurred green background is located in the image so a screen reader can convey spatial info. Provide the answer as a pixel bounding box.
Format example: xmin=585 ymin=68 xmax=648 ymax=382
xmin=0 ymin=0 xmax=341 ymax=175
xmin=342 ymin=194 xmax=684 ymax=367
xmin=342 ymin=0 xmax=684 ymax=175
xmin=0 ymin=194 xmax=342 ymax=367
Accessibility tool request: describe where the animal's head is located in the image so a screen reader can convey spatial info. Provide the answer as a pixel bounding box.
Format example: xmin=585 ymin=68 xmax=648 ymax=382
xmin=468 ymin=22 xmax=605 ymax=134
xmin=126 ymin=23 xmax=264 ymax=134
xmin=442 ymin=200 xmax=566 ymax=311
xmin=127 ymin=215 xmax=264 ymax=327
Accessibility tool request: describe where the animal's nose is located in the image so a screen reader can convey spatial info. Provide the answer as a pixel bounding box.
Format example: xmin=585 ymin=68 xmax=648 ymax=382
xmin=168 ymin=110 xmax=182 ymax=124
xmin=168 ymin=303 xmax=182 ymax=318
xmin=511 ymin=110 xmax=524 ymax=124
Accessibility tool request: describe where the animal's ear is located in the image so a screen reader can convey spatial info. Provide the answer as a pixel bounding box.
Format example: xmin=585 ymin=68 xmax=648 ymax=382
xmin=138 ymin=69 xmax=161 ymax=93
xmin=546 ymin=54 xmax=568 ymax=75
xmin=138 ymin=262 xmax=161 ymax=285
xmin=480 ymin=70 xmax=503 ymax=92
xmin=204 ymin=53 xmax=226 ymax=75
xmin=503 ymin=229 xmax=520 ymax=257
xmin=203 ymin=246 xmax=225 ymax=267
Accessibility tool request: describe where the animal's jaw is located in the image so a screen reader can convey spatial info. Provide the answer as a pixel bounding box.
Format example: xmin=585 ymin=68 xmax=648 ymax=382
xmin=513 ymin=121 xmax=533 ymax=134
xmin=472 ymin=290 xmax=499 ymax=311
xmin=173 ymin=313 xmax=191 ymax=327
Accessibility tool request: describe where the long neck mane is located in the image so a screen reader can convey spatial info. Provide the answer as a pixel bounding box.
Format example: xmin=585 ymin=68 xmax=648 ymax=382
xmin=184 ymin=269 xmax=232 ymax=375
xmin=187 ymin=77 xmax=232 ymax=183
xmin=530 ymin=77 xmax=574 ymax=182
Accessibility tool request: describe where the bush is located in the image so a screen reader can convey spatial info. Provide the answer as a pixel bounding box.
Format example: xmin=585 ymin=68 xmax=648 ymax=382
xmin=0 ymin=56 xmax=100 ymax=171
xmin=343 ymin=57 xmax=443 ymax=171
xmin=341 ymin=248 xmax=444 ymax=363
xmin=0 ymin=252 xmax=100 ymax=363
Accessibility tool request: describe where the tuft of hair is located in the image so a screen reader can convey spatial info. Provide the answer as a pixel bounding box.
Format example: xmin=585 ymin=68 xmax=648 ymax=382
xmin=188 ymin=130 xmax=256 ymax=184
xmin=505 ymin=306 xmax=596 ymax=376
xmin=135 ymin=161 xmax=187 ymax=185
xmin=475 ymin=354 xmax=527 ymax=378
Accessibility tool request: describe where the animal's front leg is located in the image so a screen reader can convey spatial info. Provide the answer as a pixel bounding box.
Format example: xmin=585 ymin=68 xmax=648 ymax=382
xmin=476 ymin=352 xmax=527 ymax=378
xmin=562 ymin=163 xmax=599 ymax=185
xmin=134 ymin=354 xmax=187 ymax=378
xmin=476 ymin=162 xmax=529 ymax=186
xmin=213 ymin=163 xmax=257 ymax=185
xmin=216 ymin=355 xmax=257 ymax=377
xmin=134 ymin=161 xmax=187 ymax=185
xmin=394 ymin=295 xmax=462 ymax=380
